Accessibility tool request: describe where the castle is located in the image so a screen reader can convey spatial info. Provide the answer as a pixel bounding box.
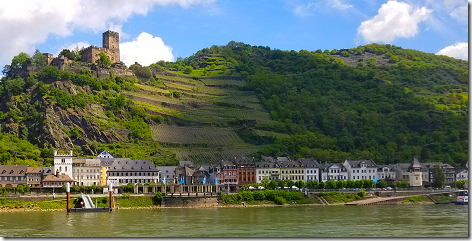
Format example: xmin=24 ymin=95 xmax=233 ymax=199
xmin=80 ymin=30 xmax=121 ymax=65
xmin=26 ymin=30 xmax=133 ymax=79
xmin=42 ymin=30 xmax=121 ymax=67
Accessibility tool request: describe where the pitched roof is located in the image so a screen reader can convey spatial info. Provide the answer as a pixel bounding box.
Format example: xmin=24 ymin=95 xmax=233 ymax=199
xmin=27 ymin=167 xmax=43 ymax=174
xmin=345 ymin=160 xmax=377 ymax=168
xmin=255 ymin=161 xmax=279 ymax=168
xmin=109 ymin=159 xmax=157 ymax=171
xmin=42 ymin=174 xmax=74 ymax=182
xmin=42 ymin=167 xmax=53 ymax=175
xmin=297 ymin=158 xmax=319 ymax=168
xmin=0 ymin=165 xmax=28 ymax=176
xmin=233 ymin=157 xmax=255 ymax=166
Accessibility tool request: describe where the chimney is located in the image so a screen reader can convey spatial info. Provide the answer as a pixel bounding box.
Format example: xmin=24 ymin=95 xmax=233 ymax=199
xmin=56 ymin=170 xmax=60 ymax=177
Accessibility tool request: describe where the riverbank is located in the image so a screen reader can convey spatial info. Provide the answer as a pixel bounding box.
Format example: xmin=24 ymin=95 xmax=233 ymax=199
xmin=0 ymin=192 xmax=449 ymax=212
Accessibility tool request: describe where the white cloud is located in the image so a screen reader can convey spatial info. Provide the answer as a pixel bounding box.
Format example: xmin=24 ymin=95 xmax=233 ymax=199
xmin=0 ymin=0 xmax=215 ymax=67
xmin=289 ymin=0 xmax=353 ymax=17
xmin=357 ymin=1 xmax=432 ymax=43
xmin=330 ymin=0 xmax=352 ymax=10
xmin=120 ymin=32 xmax=174 ymax=67
xmin=450 ymin=5 xmax=468 ymax=23
xmin=436 ymin=42 xmax=468 ymax=60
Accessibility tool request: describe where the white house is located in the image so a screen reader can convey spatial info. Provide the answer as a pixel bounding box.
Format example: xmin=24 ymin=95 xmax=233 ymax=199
xmin=97 ymin=150 xmax=114 ymax=159
xmin=377 ymin=165 xmax=396 ymax=181
xmin=54 ymin=150 xmax=73 ymax=179
xmin=319 ymin=163 xmax=348 ymax=182
xmin=255 ymin=158 xmax=280 ymax=183
xmin=456 ymin=169 xmax=468 ymax=181
xmin=107 ymin=159 xmax=159 ymax=185
xmin=343 ymin=159 xmax=378 ymax=181
xmin=298 ymin=158 xmax=319 ymax=182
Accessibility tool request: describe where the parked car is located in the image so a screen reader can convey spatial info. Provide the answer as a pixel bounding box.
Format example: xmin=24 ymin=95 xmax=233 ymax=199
xmin=384 ymin=187 xmax=393 ymax=191
xmin=444 ymin=186 xmax=451 ymax=190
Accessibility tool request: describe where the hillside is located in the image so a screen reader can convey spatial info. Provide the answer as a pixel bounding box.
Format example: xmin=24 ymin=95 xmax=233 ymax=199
xmin=0 ymin=42 xmax=468 ymax=168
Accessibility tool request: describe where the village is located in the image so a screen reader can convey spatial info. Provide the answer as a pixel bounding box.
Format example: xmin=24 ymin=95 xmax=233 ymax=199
xmin=0 ymin=149 xmax=467 ymax=194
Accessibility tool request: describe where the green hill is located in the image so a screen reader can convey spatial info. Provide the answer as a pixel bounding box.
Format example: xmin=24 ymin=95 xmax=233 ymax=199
xmin=0 ymin=42 xmax=468 ymax=168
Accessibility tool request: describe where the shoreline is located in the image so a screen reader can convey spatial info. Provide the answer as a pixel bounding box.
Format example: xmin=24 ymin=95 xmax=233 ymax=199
xmin=0 ymin=200 xmax=440 ymax=212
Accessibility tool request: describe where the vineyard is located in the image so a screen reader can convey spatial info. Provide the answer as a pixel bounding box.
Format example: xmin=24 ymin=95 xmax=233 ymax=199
xmin=150 ymin=125 xmax=246 ymax=146
xmin=169 ymin=146 xmax=264 ymax=165
xmin=200 ymin=78 xmax=247 ymax=87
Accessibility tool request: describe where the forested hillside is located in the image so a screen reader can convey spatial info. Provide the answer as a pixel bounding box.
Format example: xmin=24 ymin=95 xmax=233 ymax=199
xmin=0 ymin=42 xmax=468 ymax=168
xmin=190 ymin=42 xmax=468 ymax=167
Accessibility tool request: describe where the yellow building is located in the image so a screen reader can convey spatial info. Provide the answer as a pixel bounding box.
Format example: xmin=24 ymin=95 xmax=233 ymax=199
xmin=100 ymin=159 xmax=113 ymax=186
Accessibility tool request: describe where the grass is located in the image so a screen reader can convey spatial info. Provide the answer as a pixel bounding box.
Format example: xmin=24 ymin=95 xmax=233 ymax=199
xmin=0 ymin=198 xmax=67 ymax=210
xmin=320 ymin=192 xmax=362 ymax=204
xmin=403 ymin=196 xmax=432 ymax=203
xmin=117 ymin=195 xmax=156 ymax=208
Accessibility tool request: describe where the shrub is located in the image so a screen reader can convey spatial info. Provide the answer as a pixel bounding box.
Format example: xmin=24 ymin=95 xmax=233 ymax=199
xmin=240 ymin=191 xmax=254 ymax=202
xmin=357 ymin=189 xmax=366 ymax=198
xmin=252 ymin=191 xmax=266 ymax=201
xmin=274 ymin=196 xmax=286 ymax=205
xmin=221 ymin=193 xmax=241 ymax=205
xmin=153 ymin=192 xmax=163 ymax=205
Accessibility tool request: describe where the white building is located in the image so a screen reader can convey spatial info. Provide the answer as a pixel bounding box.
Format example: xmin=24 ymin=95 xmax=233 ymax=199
xmin=377 ymin=165 xmax=396 ymax=181
xmin=72 ymin=158 xmax=102 ymax=186
xmin=54 ymin=150 xmax=73 ymax=179
xmin=97 ymin=150 xmax=114 ymax=158
xmin=320 ymin=163 xmax=348 ymax=182
xmin=255 ymin=159 xmax=280 ymax=183
xmin=107 ymin=159 xmax=159 ymax=185
xmin=298 ymin=158 xmax=319 ymax=182
xmin=343 ymin=159 xmax=378 ymax=181
xmin=456 ymin=170 xmax=468 ymax=181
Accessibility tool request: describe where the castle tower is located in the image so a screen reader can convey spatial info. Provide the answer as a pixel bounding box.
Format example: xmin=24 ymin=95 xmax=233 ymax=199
xmin=54 ymin=150 xmax=73 ymax=178
xmin=102 ymin=30 xmax=120 ymax=63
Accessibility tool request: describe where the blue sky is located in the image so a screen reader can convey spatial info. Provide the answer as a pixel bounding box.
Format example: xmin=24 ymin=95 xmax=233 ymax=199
xmin=0 ymin=0 xmax=468 ymax=68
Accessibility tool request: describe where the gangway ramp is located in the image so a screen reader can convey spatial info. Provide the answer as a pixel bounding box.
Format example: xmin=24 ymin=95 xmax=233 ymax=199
xmin=81 ymin=194 xmax=95 ymax=209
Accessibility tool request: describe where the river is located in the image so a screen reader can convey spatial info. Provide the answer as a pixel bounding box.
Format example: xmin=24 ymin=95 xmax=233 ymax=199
xmin=0 ymin=204 xmax=467 ymax=237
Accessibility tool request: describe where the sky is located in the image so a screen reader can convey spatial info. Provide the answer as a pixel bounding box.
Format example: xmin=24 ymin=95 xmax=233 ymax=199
xmin=0 ymin=0 xmax=469 ymax=68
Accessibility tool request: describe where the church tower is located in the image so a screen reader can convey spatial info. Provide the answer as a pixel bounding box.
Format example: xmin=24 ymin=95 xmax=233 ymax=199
xmin=102 ymin=30 xmax=120 ymax=63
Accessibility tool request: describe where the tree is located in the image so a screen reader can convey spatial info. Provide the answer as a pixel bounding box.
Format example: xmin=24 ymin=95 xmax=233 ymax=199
xmin=183 ymin=66 xmax=193 ymax=74
xmin=96 ymin=52 xmax=111 ymax=68
xmin=32 ymin=50 xmax=47 ymax=66
xmin=277 ymin=180 xmax=286 ymax=188
xmin=60 ymin=49 xmax=76 ymax=60
xmin=432 ymin=165 xmax=446 ymax=188
xmin=268 ymin=180 xmax=277 ymax=190
xmin=153 ymin=192 xmax=163 ymax=205
xmin=286 ymin=180 xmax=295 ymax=188
xmin=336 ymin=180 xmax=347 ymax=189
xmin=306 ymin=180 xmax=318 ymax=189
xmin=355 ymin=180 xmax=364 ymax=189
xmin=3 ymin=52 xmax=32 ymax=77
xmin=326 ymin=180 xmax=336 ymax=189
xmin=376 ymin=180 xmax=387 ymax=188
xmin=295 ymin=180 xmax=305 ymax=189
xmin=363 ymin=180 xmax=375 ymax=189
xmin=346 ymin=180 xmax=355 ymax=188
xmin=318 ymin=181 xmax=326 ymax=189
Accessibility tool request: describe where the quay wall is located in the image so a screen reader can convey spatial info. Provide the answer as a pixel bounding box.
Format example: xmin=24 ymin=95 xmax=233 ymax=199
xmin=163 ymin=196 xmax=219 ymax=208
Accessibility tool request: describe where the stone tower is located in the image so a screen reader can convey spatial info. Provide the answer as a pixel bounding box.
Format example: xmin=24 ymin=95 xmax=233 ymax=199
xmin=408 ymin=158 xmax=423 ymax=190
xmin=54 ymin=150 xmax=73 ymax=178
xmin=102 ymin=30 xmax=120 ymax=63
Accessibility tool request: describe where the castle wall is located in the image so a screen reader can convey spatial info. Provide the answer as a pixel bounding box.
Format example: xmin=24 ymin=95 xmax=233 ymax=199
xmin=79 ymin=30 xmax=120 ymax=65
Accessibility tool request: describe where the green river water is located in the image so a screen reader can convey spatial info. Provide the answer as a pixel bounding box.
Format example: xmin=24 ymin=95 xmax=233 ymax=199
xmin=0 ymin=204 xmax=468 ymax=237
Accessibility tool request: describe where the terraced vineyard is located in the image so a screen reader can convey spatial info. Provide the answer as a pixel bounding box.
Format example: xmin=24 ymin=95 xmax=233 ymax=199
xmin=170 ymin=146 xmax=264 ymax=165
xmin=151 ymin=125 xmax=246 ymax=146
xmin=200 ymin=78 xmax=246 ymax=87
xmin=125 ymin=58 xmax=275 ymax=163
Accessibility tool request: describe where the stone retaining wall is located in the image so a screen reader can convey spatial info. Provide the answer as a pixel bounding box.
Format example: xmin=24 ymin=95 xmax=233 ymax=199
xmin=163 ymin=196 xmax=219 ymax=208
